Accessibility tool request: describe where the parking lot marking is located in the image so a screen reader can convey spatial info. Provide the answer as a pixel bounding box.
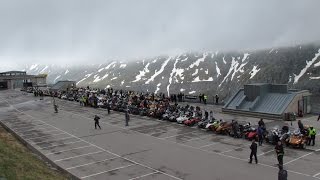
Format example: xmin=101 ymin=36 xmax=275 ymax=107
xmin=181 ymin=134 xmax=212 ymax=143
xmin=54 ymin=150 xmax=104 ymax=162
xmin=128 ymin=172 xmax=159 ymax=180
xmin=45 ymin=145 xmax=92 ymax=155
xmin=39 ymin=140 xmax=83 ymax=150
xmin=65 ymin=157 xmax=118 ymax=170
xmin=257 ymin=149 xmax=274 ymax=156
xmin=199 ymin=142 xmax=218 ymax=148
xmin=283 ymin=152 xmax=314 ymax=165
xmin=221 ymin=149 xmax=233 ymax=154
xmin=159 ymin=131 xmax=197 ymax=139
xmin=31 ymin=136 xmax=74 ymax=145
xmin=81 ymin=164 xmax=136 ymax=179
xmin=25 ymin=132 xmax=66 ymax=140
xmin=313 ymin=172 xmax=320 ymax=178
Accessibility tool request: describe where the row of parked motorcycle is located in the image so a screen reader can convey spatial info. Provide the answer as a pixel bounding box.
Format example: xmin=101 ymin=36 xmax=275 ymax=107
xmin=49 ymin=90 xmax=309 ymax=150
xmin=112 ymin=103 xmax=309 ymax=149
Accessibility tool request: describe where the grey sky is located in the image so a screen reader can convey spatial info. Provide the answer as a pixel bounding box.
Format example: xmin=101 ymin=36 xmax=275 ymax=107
xmin=0 ymin=0 xmax=320 ymax=66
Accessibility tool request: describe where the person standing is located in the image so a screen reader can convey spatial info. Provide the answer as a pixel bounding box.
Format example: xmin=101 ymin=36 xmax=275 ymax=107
xmin=278 ymin=165 xmax=287 ymax=180
xmin=107 ymin=103 xmax=111 ymax=114
xmin=249 ymin=139 xmax=258 ymax=164
xmin=94 ymin=115 xmax=101 ymax=129
xmin=308 ymin=126 xmax=317 ymax=146
xmin=318 ymin=114 xmax=320 ymax=121
xmin=257 ymin=125 xmax=264 ymax=146
xmin=275 ymin=141 xmax=284 ymax=165
xmin=203 ymin=95 xmax=207 ymax=104
xmin=125 ymin=111 xmax=130 ymax=126
xmin=215 ymin=94 xmax=219 ymax=104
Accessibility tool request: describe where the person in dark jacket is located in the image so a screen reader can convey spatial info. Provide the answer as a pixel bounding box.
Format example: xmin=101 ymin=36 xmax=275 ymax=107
xmin=275 ymin=141 xmax=284 ymax=165
xmin=94 ymin=115 xmax=101 ymax=129
xmin=257 ymin=126 xmax=264 ymax=146
xmin=318 ymin=114 xmax=320 ymax=121
xmin=249 ymin=139 xmax=258 ymax=164
xmin=278 ymin=165 xmax=287 ymax=180
xmin=258 ymin=119 xmax=265 ymax=129
xmin=298 ymin=120 xmax=304 ymax=133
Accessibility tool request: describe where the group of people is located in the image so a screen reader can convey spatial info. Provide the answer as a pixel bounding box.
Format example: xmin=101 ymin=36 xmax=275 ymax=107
xmin=198 ymin=94 xmax=219 ymax=105
xmin=249 ymin=137 xmax=286 ymax=179
xmin=298 ymin=120 xmax=317 ymax=146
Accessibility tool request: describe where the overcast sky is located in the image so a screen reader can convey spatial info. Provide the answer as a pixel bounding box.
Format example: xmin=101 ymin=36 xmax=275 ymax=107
xmin=1 ymin=0 xmax=320 ymax=66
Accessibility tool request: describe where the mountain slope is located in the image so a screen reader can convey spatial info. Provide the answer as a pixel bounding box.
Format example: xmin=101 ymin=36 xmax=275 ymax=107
xmin=23 ymin=44 xmax=320 ymax=101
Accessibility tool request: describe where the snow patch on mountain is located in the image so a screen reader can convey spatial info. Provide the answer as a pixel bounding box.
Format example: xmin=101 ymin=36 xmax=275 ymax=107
xmin=242 ymin=53 xmax=250 ymax=62
xmin=192 ymin=76 xmax=213 ymax=82
xmin=180 ymin=88 xmax=185 ymax=92
xmin=145 ymin=57 xmax=171 ymax=84
xmin=167 ymin=57 xmax=179 ymax=96
xmin=77 ymin=73 xmax=93 ymax=85
xmin=119 ymin=64 xmax=127 ymax=68
xmin=121 ymin=80 xmax=125 ymax=85
xmin=192 ymin=69 xmax=199 ymax=76
xmin=223 ymin=56 xmax=226 ymax=64
xmin=30 ymin=64 xmax=38 ymax=71
xmin=219 ymin=57 xmax=247 ymax=87
xmin=111 ymin=77 xmax=118 ymax=80
xmin=310 ymin=76 xmax=320 ymax=80
xmin=155 ymin=83 xmax=161 ymax=94
xmin=269 ymin=49 xmax=274 ymax=53
xmin=250 ymin=65 xmax=260 ymax=79
xmin=189 ymin=53 xmax=207 ymax=69
xmin=294 ymin=49 xmax=320 ymax=84
xmin=181 ymin=57 xmax=188 ymax=62
xmin=64 ymin=69 xmax=69 ymax=75
xmin=54 ymin=75 xmax=61 ymax=83
xmin=215 ymin=62 xmax=221 ymax=77
xmin=205 ymin=69 xmax=209 ymax=75
xmin=314 ymin=60 xmax=320 ymax=67
xmin=39 ymin=66 xmax=48 ymax=73
xmin=132 ymin=62 xmax=150 ymax=82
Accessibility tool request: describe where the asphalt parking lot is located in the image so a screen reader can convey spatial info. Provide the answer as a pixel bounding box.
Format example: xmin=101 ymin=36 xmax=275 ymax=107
xmin=0 ymin=90 xmax=319 ymax=180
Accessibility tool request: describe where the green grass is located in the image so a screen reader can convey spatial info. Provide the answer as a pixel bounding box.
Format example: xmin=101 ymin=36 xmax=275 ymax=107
xmin=0 ymin=126 xmax=71 ymax=180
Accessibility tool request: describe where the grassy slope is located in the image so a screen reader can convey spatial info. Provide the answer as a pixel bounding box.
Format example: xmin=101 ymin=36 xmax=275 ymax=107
xmin=0 ymin=126 xmax=70 ymax=180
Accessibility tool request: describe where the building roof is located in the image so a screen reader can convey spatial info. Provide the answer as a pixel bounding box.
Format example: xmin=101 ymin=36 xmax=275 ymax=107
xmin=0 ymin=71 xmax=26 ymax=74
xmin=223 ymin=83 xmax=310 ymax=116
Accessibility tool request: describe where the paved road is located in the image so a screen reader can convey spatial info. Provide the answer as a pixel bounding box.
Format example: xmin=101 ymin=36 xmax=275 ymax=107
xmin=0 ymin=90 xmax=319 ymax=180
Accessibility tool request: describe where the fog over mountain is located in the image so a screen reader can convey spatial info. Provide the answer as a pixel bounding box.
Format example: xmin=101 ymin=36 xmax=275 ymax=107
xmin=1 ymin=0 xmax=320 ymax=67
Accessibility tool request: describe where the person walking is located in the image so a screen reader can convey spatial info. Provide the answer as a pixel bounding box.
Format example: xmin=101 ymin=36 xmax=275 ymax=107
xmin=275 ymin=141 xmax=284 ymax=165
xmin=94 ymin=115 xmax=101 ymax=129
xmin=248 ymin=139 xmax=258 ymax=164
xmin=125 ymin=110 xmax=130 ymax=126
xmin=278 ymin=165 xmax=287 ymax=180
xmin=308 ymin=126 xmax=317 ymax=146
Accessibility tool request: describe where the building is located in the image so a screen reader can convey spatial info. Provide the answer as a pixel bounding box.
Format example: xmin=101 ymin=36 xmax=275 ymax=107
xmin=50 ymin=80 xmax=76 ymax=92
xmin=222 ymin=83 xmax=311 ymax=120
xmin=0 ymin=71 xmax=47 ymax=90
